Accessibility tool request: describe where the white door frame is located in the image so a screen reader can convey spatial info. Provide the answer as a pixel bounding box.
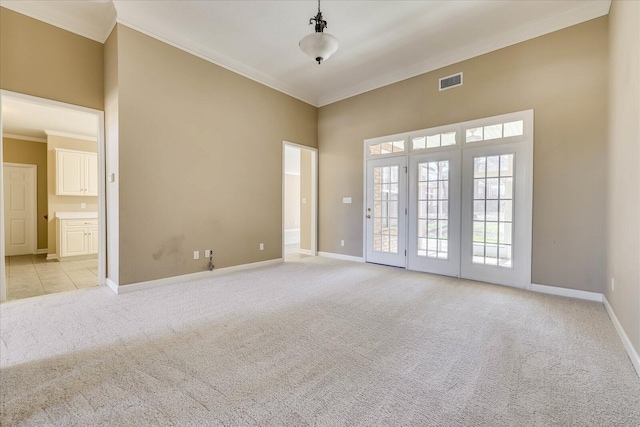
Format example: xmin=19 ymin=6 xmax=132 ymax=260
xmin=3 ymin=163 xmax=38 ymax=256
xmin=0 ymin=90 xmax=109 ymax=302
xmin=362 ymin=131 xmax=410 ymax=267
xmin=282 ymin=141 xmax=318 ymax=258
xmin=365 ymin=155 xmax=408 ymax=267
xmin=363 ymin=110 xmax=533 ymax=290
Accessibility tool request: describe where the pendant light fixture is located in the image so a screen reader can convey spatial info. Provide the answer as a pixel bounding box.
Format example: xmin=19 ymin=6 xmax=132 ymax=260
xmin=299 ymin=0 xmax=338 ymax=64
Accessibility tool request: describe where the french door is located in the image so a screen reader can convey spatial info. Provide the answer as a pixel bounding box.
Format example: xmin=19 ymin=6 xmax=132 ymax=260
xmin=407 ymin=150 xmax=461 ymax=276
xmin=364 ymin=110 xmax=533 ymax=289
xmin=460 ymin=143 xmax=532 ymax=287
xmin=365 ymin=156 xmax=407 ymax=267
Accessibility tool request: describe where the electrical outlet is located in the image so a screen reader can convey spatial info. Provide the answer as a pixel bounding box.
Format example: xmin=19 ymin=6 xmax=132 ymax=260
xmin=193 ymin=251 xmax=200 ymax=260
xmin=611 ymin=278 xmax=615 ymax=291
xmin=340 ymin=240 xmax=345 ymax=247
xmin=259 ymin=243 xmax=264 ymax=251
xmin=205 ymin=249 xmax=211 ymax=258
xmin=81 ymin=203 xmax=86 ymax=209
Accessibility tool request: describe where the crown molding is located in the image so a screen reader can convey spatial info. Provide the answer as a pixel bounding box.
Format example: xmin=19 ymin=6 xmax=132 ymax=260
xmin=317 ymin=0 xmax=611 ymax=107
xmin=2 ymin=133 xmax=47 ymax=143
xmin=0 ymin=2 xmax=116 ymax=43
xmin=44 ymin=130 xmax=97 ymax=142
xmin=115 ymin=19 xmax=319 ymax=107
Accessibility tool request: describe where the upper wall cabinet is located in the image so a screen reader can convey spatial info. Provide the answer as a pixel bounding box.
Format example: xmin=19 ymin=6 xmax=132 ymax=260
xmin=55 ymin=148 xmax=98 ymax=196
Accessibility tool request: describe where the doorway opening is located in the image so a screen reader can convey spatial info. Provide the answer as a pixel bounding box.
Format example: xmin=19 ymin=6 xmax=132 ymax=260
xmin=1 ymin=91 xmax=106 ymax=302
xmin=282 ymin=141 xmax=317 ymax=261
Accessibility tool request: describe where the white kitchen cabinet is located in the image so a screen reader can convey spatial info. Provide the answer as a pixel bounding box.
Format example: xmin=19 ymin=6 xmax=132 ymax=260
xmin=56 ymin=217 xmax=99 ymax=259
xmin=88 ymin=226 xmax=99 ymax=254
xmin=55 ymin=148 xmax=98 ymax=196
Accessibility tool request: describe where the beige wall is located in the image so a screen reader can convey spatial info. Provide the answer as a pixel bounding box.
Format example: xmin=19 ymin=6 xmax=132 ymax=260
xmin=300 ymin=150 xmax=312 ymax=251
xmin=0 ymin=7 xmax=104 ymax=110
xmin=284 ymin=174 xmax=301 ymax=231
xmin=115 ymin=24 xmax=317 ymax=285
xmin=606 ymin=1 xmax=640 ymax=358
xmin=46 ymin=135 xmax=98 ymax=256
xmin=2 ymin=137 xmax=48 ymax=250
xmin=318 ymin=17 xmax=609 ymax=293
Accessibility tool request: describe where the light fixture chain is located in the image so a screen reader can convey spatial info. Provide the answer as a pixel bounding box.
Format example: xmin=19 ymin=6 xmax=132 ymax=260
xmin=300 ymin=0 xmax=338 ymax=64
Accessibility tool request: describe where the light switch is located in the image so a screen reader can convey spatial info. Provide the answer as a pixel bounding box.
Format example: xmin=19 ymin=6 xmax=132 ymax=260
xmin=302 ymin=198 xmax=307 ymax=204
xmin=81 ymin=203 xmax=86 ymax=209
xmin=343 ymin=197 xmax=352 ymax=204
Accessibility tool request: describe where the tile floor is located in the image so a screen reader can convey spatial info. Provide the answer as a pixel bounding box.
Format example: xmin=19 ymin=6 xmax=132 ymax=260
xmin=5 ymin=254 xmax=98 ymax=301
xmin=284 ymin=244 xmax=311 ymax=261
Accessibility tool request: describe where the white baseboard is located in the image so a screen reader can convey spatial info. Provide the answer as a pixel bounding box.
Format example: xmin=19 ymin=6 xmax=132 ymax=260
xmin=108 ymin=258 xmax=283 ymax=295
xmin=603 ymin=295 xmax=640 ymax=377
xmin=105 ymin=278 xmax=118 ymax=294
xmin=36 ymin=249 xmax=48 ymax=255
xmin=530 ymin=283 xmax=603 ymax=302
xmin=46 ymin=254 xmax=58 ymax=261
xmin=297 ymin=248 xmax=312 ymax=255
xmin=318 ymin=251 xmax=365 ymax=263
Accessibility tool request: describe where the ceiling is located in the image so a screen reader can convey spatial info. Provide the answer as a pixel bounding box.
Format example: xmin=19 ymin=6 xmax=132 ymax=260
xmin=2 ymin=97 xmax=98 ymax=142
xmin=1 ymin=1 xmax=611 ymax=107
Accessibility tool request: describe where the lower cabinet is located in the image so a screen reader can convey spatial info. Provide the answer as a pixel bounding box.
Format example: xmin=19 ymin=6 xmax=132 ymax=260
xmin=57 ymin=218 xmax=99 ymax=259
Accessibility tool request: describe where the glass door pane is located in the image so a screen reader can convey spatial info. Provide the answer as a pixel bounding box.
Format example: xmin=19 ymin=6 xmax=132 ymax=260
xmin=372 ymin=165 xmax=399 ymax=254
xmin=472 ymin=154 xmax=513 ymax=267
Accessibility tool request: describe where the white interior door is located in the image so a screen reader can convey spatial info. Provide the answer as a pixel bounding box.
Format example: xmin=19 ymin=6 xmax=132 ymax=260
xmin=3 ymin=164 xmax=36 ymax=256
xmin=365 ymin=156 xmax=407 ymax=267
xmin=460 ymin=142 xmax=532 ymax=288
xmin=408 ymin=151 xmax=461 ymax=276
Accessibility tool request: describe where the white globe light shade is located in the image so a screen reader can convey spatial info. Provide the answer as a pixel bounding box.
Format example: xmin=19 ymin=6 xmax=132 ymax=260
xmin=299 ymin=32 xmax=339 ymax=64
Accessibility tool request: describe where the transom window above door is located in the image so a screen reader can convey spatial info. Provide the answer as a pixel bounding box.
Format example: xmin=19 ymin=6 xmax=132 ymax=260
xmin=412 ymin=131 xmax=457 ymax=150
xmin=368 ymin=139 xmax=406 ymax=156
xmin=465 ymin=120 xmax=524 ymax=143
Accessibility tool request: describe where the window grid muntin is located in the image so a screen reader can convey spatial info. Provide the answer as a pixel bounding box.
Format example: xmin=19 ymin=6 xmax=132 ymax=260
xmin=472 ymin=154 xmax=514 ymax=267
xmin=373 ymin=166 xmax=399 ymax=253
xmin=417 ymin=160 xmax=449 ymax=259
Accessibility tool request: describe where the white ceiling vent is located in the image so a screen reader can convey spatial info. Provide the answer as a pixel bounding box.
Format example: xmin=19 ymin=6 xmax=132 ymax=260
xmin=439 ymin=72 xmax=463 ymax=91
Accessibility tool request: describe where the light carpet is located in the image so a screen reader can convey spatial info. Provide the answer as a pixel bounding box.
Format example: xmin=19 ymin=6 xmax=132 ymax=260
xmin=1 ymin=257 xmax=639 ymax=426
